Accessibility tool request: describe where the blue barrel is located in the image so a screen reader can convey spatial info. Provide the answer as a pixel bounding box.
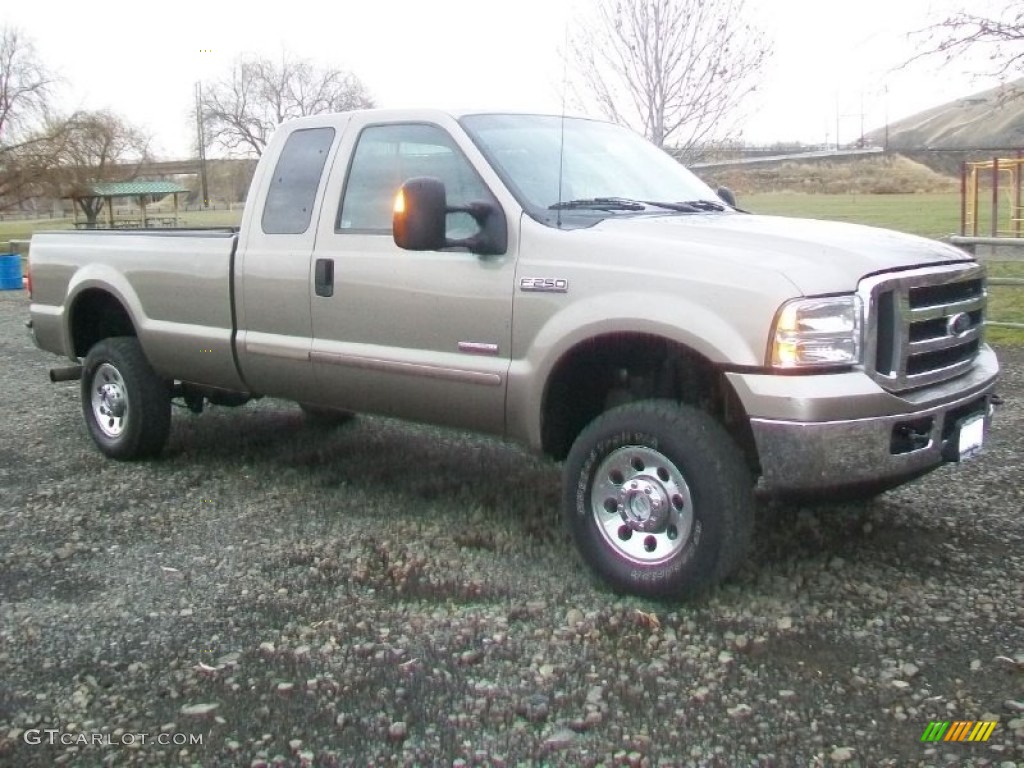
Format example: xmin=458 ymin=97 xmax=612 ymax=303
xmin=0 ymin=253 xmax=23 ymax=290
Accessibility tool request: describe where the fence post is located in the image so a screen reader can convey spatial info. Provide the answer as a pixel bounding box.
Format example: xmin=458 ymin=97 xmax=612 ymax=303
xmin=993 ymin=157 xmax=1000 ymax=238
xmin=960 ymin=161 xmax=967 ymax=237
xmin=972 ymin=165 xmax=980 ymax=236
xmin=1017 ymin=150 xmax=1022 ymax=237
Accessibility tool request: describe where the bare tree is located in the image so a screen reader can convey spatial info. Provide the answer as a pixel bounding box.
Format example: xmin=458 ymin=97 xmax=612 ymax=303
xmin=201 ymin=51 xmax=374 ymax=157
xmin=55 ymin=110 xmax=151 ymax=227
xmin=0 ymin=27 xmax=52 ymax=139
xmin=910 ymin=5 xmax=1024 ymax=79
xmin=568 ymin=0 xmax=772 ymax=161
xmin=0 ymin=26 xmax=61 ymax=210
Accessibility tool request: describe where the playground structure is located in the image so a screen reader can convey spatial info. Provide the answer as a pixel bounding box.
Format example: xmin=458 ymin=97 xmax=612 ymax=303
xmin=952 ymin=155 xmax=1024 ymax=332
xmin=960 ymin=154 xmax=1024 ymax=237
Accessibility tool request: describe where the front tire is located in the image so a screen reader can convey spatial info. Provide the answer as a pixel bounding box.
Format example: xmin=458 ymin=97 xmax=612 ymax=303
xmin=81 ymin=337 xmax=171 ymax=460
xmin=563 ymin=401 xmax=754 ymax=599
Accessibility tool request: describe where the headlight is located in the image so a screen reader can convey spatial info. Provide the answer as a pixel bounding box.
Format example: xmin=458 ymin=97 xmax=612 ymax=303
xmin=770 ymin=295 xmax=862 ymax=369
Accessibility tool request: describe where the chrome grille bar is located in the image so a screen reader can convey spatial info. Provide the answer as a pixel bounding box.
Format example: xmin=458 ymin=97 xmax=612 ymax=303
xmin=908 ymin=326 xmax=983 ymax=355
xmin=909 ymin=295 xmax=985 ymax=322
xmin=858 ymin=263 xmax=986 ymax=393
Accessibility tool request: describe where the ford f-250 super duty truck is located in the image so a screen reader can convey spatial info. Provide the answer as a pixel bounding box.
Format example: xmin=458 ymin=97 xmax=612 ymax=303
xmin=27 ymin=109 xmax=999 ymax=598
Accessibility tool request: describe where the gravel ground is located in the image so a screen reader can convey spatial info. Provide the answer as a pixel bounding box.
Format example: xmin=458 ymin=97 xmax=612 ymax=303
xmin=0 ymin=287 xmax=1022 ymax=768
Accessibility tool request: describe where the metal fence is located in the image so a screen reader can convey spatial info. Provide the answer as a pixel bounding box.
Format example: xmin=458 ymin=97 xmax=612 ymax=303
xmin=0 ymin=203 xmax=240 ymax=222
xmin=949 ymin=236 xmax=1024 ymax=331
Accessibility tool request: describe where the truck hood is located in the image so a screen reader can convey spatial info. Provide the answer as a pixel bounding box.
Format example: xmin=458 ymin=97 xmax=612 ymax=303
xmin=592 ymin=212 xmax=972 ymax=295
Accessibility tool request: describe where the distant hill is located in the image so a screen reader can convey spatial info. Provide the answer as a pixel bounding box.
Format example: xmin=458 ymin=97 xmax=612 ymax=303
xmin=866 ymin=80 xmax=1024 ymax=151
xmin=697 ymin=153 xmax=957 ymax=196
xmin=703 ymin=81 xmax=1024 ymax=193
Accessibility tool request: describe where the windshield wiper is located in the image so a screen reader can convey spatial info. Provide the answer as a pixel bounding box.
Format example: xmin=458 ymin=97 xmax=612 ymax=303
xmin=549 ymin=197 xmax=647 ymax=211
xmin=634 ymin=200 xmax=703 ymax=212
xmin=638 ymin=199 xmax=731 ymax=212
xmin=669 ymin=199 xmax=728 ymax=212
xmin=549 ymin=197 xmax=729 ymax=213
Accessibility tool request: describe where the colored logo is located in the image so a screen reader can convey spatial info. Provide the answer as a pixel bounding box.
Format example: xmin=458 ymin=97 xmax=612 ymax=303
xmin=920 ymin=721 xmax=997 ymax=742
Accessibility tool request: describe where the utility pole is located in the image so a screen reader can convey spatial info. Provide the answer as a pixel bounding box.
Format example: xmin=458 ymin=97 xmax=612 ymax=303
xmin=195 ymin=82 xmax=210 ymax=209
xmin=835 ymin=93 xmax=841 ymax=151
xmin=860 ymin=91 xmax=865 ymax=147
xmin=884 ymin=85 xmax=889 ymax=151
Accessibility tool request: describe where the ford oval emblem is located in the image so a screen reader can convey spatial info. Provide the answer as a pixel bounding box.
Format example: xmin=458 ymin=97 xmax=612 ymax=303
xmin=946 ymin=312 xmax=972 ymax=337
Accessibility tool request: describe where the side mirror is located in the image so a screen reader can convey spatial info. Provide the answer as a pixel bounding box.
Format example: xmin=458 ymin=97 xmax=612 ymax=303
xmin=717 ymin=186 xmax=737 ymax=208
xmin=393 ymin=176 xmax=507 ymax=256
xmin=393 ymin=177 xmax=447 ymax=251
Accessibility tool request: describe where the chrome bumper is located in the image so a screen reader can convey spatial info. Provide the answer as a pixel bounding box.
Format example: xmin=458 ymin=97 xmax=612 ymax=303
xmin=745 ymin=350 xmax=999 ymax=493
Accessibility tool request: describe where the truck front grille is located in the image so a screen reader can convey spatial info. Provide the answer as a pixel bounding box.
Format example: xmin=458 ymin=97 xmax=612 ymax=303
xmin=859 ymin=263 xmax=986 ymax=393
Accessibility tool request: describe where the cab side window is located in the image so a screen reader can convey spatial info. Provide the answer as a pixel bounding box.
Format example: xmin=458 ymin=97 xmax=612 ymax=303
xmin=261 ymin=127 xmax=335 ymax=235
xmin=338 ymin=123 xmax=492 ymax=238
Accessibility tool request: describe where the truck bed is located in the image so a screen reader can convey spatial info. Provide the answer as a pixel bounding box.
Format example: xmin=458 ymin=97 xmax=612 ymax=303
xmin=29 ymin=228 xmax=245 ymax=391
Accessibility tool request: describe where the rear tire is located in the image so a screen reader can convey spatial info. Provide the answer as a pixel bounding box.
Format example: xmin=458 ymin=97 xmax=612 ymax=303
xmin=81 ymin=337 xmax=171 ymax=460
xmin=563 ymin=400 xmax=754 ymax=599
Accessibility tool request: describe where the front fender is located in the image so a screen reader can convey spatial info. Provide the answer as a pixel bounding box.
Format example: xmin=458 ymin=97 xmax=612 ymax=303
xmin=506 ymin=292 xmax=764 ymax=451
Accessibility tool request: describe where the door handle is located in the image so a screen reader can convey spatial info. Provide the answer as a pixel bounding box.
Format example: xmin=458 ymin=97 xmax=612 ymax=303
xmin=314 ymin=258 xmax=334 ymax=298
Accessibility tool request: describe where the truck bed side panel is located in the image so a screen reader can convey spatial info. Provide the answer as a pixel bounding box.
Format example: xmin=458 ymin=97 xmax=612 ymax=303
xmin=29 ymin=230 xmax=246 ymax=391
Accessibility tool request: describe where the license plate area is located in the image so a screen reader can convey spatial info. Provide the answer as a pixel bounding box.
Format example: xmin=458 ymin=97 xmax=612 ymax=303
xmin=957 ymin=415 xmax=985 ymax=460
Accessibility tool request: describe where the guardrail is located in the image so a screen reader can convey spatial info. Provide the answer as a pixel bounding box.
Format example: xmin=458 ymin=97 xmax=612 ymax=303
xmin=949 ymin=236 xmax=1024 ymax=330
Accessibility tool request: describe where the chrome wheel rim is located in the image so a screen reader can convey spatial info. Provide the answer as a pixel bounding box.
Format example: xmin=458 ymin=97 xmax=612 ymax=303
xmin=91 ymin=363 xmax=128 ymax=438
xmin=590 ymin=445 xmax=694 ymax=565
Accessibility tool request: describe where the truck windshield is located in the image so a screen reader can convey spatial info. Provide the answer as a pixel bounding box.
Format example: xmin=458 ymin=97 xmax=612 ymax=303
xmin=460 ymin=113 xmax=721 ymax=227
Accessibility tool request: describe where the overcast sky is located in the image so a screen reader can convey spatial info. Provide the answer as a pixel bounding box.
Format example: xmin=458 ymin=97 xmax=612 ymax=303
xmin=1 ymin=0 xmax=1011 ymax=158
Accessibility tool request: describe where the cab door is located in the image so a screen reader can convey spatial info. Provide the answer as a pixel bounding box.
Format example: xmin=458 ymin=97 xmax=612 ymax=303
xmin=235 ymin=121 xmax=343 ymax=402
xmin=309 ymin=117 xmax=516 ymax=434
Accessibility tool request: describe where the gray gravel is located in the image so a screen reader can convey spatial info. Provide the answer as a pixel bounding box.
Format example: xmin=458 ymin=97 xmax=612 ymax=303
xmin=0 ymin=287 xmax=1022 ymax=768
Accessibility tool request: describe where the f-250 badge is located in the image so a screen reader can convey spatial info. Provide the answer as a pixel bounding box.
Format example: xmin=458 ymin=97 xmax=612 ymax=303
xmin=520 ymin=277 xmax=568 ymax=293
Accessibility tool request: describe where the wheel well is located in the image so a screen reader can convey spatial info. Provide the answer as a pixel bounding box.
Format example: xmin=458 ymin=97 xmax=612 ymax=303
xmin=71 ymin=289 xmax=136 ymax=358
xmin=540 ymin=333 xmax=758 ymax=468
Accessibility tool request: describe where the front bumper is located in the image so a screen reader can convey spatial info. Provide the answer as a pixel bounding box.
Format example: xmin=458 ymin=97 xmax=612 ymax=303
xmin=728 ymin=346 xmax=999 ymax=493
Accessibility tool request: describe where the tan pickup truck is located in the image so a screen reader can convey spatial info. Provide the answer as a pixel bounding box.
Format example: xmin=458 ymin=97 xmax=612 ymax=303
xmin=27 ymin=109 xmax=999 ymax=598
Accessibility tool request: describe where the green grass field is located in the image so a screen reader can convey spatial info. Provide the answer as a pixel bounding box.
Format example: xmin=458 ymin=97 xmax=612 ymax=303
xmin=744 ymin=192 xmax=962 ymax=240
xmin=4 ymin=193 xmax=1021 ymax=343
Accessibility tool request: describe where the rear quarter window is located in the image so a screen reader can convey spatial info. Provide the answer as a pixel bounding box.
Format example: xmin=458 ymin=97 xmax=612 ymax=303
xmin=261 ymin=127 xmax=336 ymax=235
